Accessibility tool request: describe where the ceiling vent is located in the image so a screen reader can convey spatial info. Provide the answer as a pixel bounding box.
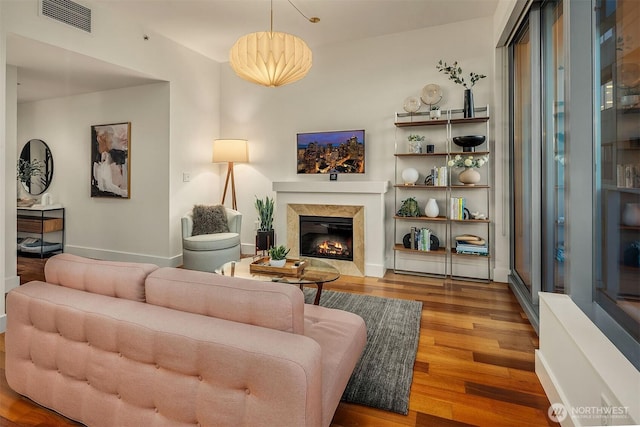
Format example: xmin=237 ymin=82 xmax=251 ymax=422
xmin=41 ymin=0 xmax=91 ymax=33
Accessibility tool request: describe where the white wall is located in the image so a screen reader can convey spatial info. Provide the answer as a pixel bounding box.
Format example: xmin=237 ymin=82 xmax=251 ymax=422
xmin=220 ymin=15 xmax=508 ymax=278
xmin=4 ymin=65 xmax=18 ymax=294
xmin=17 ymin=83 xmax=172 ymax=262
xmin=0 ymin=1 xmax=6 ymax=329
xmin=1 ymin=0 xmax=222 ymax=309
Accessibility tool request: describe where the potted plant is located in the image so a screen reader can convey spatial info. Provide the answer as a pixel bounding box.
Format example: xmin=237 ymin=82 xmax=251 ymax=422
xmin=436 ymin=60 xmax=486 ymax=118
xmin=407 ymin=134 xmax=425 ymax=153
xmin=16 ymin=158 xmax=43 ymax=204
xmin=255 ymin=195 xmax=275 ymax=251
xmin=430 ymin=105 xmax=441 ymax=119
xmin=268 ymin=245 xmax=290 ymax=267
xmin=447 ymin=154 xmax=489 ymax=186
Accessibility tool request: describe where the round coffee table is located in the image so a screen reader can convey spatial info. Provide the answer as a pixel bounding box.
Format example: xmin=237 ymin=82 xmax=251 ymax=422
xmin=216 ymin=257 xmax=340 ymax=305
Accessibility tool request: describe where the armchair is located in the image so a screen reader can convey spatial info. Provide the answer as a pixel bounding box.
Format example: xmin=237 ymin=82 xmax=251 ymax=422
xmin=181 ymin=207 xmax=241 ymax=272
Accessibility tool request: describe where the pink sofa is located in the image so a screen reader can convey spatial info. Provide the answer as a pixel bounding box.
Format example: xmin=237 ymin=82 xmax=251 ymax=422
xmin=6 ymin=254 xmax=366 ymax=427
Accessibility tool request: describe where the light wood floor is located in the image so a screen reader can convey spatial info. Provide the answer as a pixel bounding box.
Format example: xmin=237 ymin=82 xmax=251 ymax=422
xmin=2 ymin=257 xmax=557 ymax=426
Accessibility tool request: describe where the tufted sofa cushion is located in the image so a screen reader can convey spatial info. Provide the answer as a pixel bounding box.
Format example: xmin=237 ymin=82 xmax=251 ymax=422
xmin=6 ymin=281 xmax=323 ymax=427
xmin=44 ymin=253 xmax=158 ymax=302
xmin=145 ymin=267 xmax=305 ymax=334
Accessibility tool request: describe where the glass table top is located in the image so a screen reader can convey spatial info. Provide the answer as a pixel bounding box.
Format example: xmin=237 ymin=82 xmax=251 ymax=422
xmin=216 ymin=256 xmax=340 ymax=285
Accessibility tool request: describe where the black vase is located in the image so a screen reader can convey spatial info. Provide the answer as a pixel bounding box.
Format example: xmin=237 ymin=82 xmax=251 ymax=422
xmin=463 ymin=89 xmax=475 ymax=118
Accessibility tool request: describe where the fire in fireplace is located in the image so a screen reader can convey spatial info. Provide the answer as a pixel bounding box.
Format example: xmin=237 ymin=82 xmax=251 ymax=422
xmin=299 ymin=215 xmax=353 ymax=261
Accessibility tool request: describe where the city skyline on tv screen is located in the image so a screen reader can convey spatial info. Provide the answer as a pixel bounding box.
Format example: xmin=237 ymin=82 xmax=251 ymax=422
xmin=297 ymin=130 xmax=365 ymax=174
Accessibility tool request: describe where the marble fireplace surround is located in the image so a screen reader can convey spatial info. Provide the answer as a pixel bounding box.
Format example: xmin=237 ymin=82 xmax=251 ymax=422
xmin=273 ymin=181 xmax=389 ymax=277
xmin=287 ymin=204 xmax=364 ymax=276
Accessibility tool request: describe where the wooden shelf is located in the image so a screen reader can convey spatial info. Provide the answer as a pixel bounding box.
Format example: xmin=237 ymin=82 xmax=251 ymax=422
xmin=450 ymin=218 xmax=490 ymax=224
xmin=395 ymin=152 xmax=448 ymax=157
xmin=452 ymin=249 xmax=491 ymax=258
xmin=450 ymin=117 xmax=490 ymax=125
xmin=17 ymin=216 xmax=63 ymax=233
xmin=394 ymin=244 xmax=446 ymax=255
xmin=394 ymin=184 xmax=448 ymax=189
xmin=394 ymin=215 xmax=448 ymax=221
xmin=450 ymin=185 xmax=490 ymax=189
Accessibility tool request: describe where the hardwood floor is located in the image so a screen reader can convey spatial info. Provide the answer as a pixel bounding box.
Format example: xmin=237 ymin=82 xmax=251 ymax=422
xmin=2 ymin=257 xmax=557 ymax=426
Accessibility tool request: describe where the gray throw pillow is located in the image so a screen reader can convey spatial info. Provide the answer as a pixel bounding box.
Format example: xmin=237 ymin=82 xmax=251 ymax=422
xmin=191 ymin=205 xmax=230 ymax=236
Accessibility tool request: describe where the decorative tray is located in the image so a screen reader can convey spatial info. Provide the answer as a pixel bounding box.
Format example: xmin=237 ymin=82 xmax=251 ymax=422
xmin=249 ymin=257 xmax=307 ymax=277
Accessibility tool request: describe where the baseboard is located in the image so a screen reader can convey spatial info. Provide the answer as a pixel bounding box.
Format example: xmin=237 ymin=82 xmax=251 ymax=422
xmin=492 ymin=267 xmax=510 ymax=283
xmin=535 ymin=350 xmax=574 ymax=426
xmin=365 ymin=263 xmax=385 ymax=278
xmin=5 ymin=275 xmax=20 ymax=293
xmin=0 ymin=314 xmax=6 ymax=334
xmin=65 ymin=245 xmax=181 ymax=267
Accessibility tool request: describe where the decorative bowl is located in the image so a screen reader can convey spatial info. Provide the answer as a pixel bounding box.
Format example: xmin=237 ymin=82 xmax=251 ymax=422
xmin=452 ymin=135 xmax=486 ymax=152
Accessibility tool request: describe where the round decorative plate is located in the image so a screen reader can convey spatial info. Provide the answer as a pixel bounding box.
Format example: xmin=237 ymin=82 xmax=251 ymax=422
xmin=421 ymin=83 xmax=443 ymax=106
xmin=403 ymin=96 xmax=421 ymax=113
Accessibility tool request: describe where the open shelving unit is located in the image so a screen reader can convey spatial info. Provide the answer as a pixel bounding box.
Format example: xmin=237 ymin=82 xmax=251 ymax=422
xmin=393 ymin=106 xmax=491 ymax=281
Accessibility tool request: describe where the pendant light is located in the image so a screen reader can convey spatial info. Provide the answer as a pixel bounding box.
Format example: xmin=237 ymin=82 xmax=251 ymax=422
xmin=229 ymin=0 xmax=317 ymax=87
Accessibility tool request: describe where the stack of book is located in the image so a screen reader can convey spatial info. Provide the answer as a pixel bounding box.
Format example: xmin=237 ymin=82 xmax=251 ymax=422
xmin=410 ymin=227 xmax=434 ymax=251
xmin=430 ymin=166 xmax=448 ymax=186
xmin=455 ymin=234 xmax=488 ymax=256
xmin=450 ymin=197 xmax=466 ymax=220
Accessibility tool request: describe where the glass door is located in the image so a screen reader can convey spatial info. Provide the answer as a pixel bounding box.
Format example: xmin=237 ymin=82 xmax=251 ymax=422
xmin=511 ymin=22 xmax=534 ymax=294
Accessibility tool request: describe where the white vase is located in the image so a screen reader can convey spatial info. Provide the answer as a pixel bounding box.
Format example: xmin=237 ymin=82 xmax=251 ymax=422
xmin=424 ymin=198 xmax=439 ymax=218
xmin=269 ymin=258 xmax=286 ymax=267
xmin=458 ymin=168 xmax=481 ymax=186
xmin=430 ymin=109 xmax=441 ymax=119
xmin=622 ymin=203 xmax=640 ymax=226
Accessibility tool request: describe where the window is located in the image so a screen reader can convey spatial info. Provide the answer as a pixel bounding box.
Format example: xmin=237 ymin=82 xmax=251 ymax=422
xmin=509 ymin=0 xmax=565 ymax=327
xmin=594 ymin=0 xmax=640 ymax=342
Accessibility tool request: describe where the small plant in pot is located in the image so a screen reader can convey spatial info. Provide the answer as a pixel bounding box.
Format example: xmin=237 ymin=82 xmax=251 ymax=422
xmin=430 ymin=105 xmax=441 ymax=119
xmin=268 ymin=245 xmax=290 ymax=267
xmin=255 ymin=195 xmax=275 ymax=251
xmin=407 ymin=134 xmax=425 ymax=153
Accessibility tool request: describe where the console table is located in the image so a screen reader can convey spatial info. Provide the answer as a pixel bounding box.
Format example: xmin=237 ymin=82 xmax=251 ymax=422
xmin=17 ymin=205 xmax=65 ymax=257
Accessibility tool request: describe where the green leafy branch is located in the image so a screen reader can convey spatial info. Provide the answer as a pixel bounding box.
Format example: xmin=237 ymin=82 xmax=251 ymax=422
xmin=436 ymin=60 xmax=486 ymax=89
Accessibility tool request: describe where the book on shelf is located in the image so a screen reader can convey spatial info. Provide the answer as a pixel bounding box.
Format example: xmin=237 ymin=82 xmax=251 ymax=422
xmin=450 ymin=197 xmax=466 ymax=220
xmin=456 ymin=243 xmax=488 ymax=253
xmin=410 ymin=227 xmax=432 ymax=251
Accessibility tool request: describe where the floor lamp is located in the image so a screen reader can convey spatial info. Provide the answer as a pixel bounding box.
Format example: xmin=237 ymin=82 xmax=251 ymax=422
xmin=212 ymin=139 xmax=248 ymax=210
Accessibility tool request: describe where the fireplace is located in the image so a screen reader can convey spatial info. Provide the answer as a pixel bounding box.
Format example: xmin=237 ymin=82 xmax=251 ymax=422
xmin=299 ymin=215 xmax=353 ymax=261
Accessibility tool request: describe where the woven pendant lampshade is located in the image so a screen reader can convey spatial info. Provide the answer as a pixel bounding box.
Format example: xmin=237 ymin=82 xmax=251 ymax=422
xmin=229 ymin=31 xmax=312 ymax=87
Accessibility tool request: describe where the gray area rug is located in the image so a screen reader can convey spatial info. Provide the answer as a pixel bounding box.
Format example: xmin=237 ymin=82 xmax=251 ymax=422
xmin=303 ymin=289 xmax=422 ymax=415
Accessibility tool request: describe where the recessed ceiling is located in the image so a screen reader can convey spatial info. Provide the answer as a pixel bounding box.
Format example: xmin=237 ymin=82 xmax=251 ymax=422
xmin=7 ymin=34 xmax=162 ymax=103
xmin=7 ymin=0 xmax=498 ymax=103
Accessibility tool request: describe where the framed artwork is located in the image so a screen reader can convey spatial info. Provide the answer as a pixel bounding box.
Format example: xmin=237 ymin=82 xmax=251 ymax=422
xmin=91 ymin=122 xmax=131 ymax=198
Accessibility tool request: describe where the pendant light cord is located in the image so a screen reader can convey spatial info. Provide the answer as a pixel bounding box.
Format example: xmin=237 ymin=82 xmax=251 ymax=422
xmin=287 ymin=0 xmax=320 ymax=23
xmin=269 ymin=0 xmax=319 ymax=34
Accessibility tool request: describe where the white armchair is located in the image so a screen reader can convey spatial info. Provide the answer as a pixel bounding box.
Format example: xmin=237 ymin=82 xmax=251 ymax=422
xmin=181 ymin=207 xmax=242 ymax=272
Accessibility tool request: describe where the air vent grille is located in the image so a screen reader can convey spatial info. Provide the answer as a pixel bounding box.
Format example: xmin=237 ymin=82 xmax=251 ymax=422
xmin=41 ymin=0 xmax=91 ymax=33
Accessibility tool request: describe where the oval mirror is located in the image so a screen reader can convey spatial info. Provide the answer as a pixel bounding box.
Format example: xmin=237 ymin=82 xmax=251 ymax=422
xmin=19 ymin=139 xmax=54 ymax=195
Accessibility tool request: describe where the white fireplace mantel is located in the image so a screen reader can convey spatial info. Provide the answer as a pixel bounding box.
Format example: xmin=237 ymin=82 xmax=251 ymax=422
xmin=273 ymin=181 xmax=390 ymax=194
xmin=272 ymin=181 xmax=390 ymax=277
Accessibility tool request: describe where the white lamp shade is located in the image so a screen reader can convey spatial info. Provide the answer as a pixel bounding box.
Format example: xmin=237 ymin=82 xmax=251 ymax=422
xmin=212 ymin=139 xmax=249 ymax=163
xmin=229 ymin=31 xmax=312 ymax=87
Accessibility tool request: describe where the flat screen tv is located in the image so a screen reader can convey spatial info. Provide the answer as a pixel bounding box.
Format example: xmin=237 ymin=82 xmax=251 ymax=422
xmin=297 ymin=129 xmax=365 ymax=174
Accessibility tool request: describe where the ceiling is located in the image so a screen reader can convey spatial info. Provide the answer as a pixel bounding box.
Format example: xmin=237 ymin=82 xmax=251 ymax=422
xmin=7 ymin=0 xmax=498 ymax=103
